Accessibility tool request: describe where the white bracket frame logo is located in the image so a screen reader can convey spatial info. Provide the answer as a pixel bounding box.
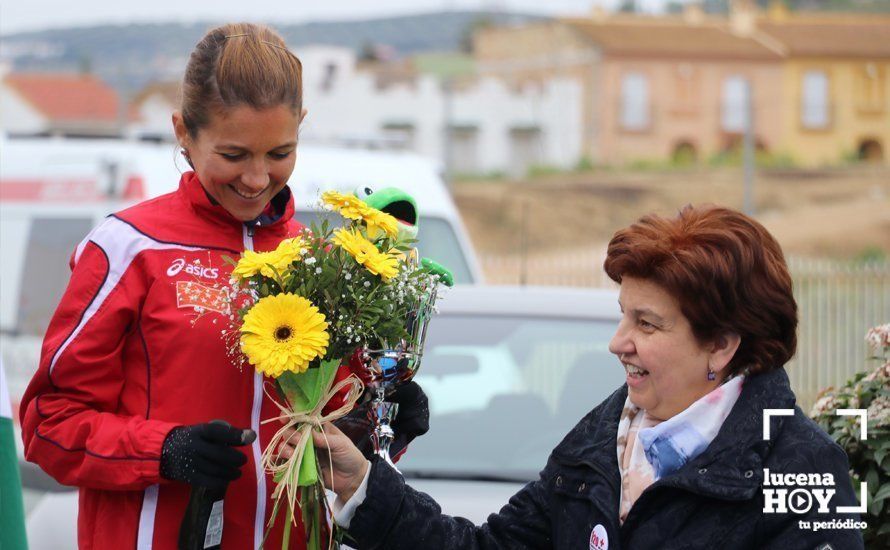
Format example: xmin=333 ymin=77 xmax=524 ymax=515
xmin=762 ymin=408 xmax=869 ymax=514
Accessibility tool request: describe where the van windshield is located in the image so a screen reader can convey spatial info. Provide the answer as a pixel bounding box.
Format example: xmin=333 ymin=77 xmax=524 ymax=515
xmin=294 ymin=210 xmax=474 ymax=284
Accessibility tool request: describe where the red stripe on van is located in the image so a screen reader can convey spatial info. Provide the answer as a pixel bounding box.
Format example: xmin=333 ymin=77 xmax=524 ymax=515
xmin=0 ymin=178 xmax=103 ymax=202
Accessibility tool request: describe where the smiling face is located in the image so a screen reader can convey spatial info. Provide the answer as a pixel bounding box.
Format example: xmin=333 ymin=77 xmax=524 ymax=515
xmin=174 ymin=104 xmax=302 ymax=221
xmin=608 ymin=276 xmax=734 ymax=421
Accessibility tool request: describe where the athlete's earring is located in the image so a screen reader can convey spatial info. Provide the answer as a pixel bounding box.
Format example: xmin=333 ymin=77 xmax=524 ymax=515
xmin=181 ymin=149 xmax=193 ymax=167
xmin=707 ymin=366 xmax=716 ymax=381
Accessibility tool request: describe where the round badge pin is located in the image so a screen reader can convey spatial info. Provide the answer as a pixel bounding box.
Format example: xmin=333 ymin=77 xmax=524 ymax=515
xmin=589 ymin=524 xmax=608 ymax=550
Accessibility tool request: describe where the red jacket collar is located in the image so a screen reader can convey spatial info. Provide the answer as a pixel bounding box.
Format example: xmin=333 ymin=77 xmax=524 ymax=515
xmin=179 ymin=171 xmax=296 ymax=231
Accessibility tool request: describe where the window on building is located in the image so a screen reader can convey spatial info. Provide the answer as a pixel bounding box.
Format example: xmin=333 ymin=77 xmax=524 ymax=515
xmin=508 ymin=126 xmax=543 ymax=178
xmin=855 ymin=63 xmax=885 ymax=113
xmin=448 ymin=125 xmax=480 ymax=175
xmin=801 ymin=70 xmax=830 ymax=129
xmin=721 ymin=75 xmax=750 ymax=133
xmin=620 ymin=73 xmax=650 ymax=130
xmin=381 ymin=122 xmax=417 ymax=151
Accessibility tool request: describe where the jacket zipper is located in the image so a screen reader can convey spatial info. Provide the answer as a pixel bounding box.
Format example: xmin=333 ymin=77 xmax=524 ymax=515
xmin=243 ymin=222 xmax=266 ymax=549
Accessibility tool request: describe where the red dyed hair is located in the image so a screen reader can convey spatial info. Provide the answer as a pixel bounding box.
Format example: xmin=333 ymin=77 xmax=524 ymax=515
xmin=604 ymin=205 xmax=797 ymax=375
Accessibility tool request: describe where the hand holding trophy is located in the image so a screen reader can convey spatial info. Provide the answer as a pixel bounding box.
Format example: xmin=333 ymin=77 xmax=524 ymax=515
xmin=352 ymin=278 xmax=439 ymax=467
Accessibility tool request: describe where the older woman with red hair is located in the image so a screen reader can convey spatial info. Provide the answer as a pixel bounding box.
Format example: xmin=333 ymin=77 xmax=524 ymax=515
xmin=296 ymin=205 xmax=864 ymax=550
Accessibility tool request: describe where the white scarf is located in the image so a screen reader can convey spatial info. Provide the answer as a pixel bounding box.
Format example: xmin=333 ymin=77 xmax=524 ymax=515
xmin=616 ymin=375 xmax=745 ymax=523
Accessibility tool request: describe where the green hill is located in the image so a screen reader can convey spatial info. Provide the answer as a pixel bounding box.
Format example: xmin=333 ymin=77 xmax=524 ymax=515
xmin=0 ymin=11 xmax=543 ymax=94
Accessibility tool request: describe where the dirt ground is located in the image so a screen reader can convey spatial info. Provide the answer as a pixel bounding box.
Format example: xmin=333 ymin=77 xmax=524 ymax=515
xmin=453 ymin=166 xmax=890 ymax=262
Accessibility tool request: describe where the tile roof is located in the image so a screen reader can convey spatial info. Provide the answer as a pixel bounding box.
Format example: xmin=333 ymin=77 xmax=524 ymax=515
xmin=4 ymin=73 xmax=121 ymax=122
xmin=758 ymin=18 xmax=890 ymax=58
xmin=562 ymin=17 xmax=783 ymax=59
xmin=131 ymin=80 xmax=181 ymax=108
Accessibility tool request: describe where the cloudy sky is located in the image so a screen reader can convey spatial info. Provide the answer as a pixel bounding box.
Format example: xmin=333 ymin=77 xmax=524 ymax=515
xmin=0 ymin=0 xmax=664 ymax=35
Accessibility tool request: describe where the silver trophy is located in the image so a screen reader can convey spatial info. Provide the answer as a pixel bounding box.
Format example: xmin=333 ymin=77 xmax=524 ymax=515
xmin=355 ymin=283 xmax=439 ymax=467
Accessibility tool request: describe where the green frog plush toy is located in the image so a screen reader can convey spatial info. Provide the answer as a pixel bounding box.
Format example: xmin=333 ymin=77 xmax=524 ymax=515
xmin=354 ymin=186 xmax=454 ymax=287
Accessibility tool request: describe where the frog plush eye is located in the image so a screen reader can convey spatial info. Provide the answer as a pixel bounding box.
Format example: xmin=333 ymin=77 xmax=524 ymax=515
xmin=354 ymin=186 xmax=375 ymax=198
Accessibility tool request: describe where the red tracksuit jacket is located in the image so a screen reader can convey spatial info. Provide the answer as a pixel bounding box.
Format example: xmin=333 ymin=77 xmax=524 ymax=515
xmin=20 ymin=172 xmax=310 ymax=549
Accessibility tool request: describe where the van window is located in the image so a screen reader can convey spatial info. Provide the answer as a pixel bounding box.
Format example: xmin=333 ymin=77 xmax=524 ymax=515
xmin=294 ymin=210 xmax=473 ymax=284
xmin=415 ymin=217 xmax=472 ymax=284
xmin=18 ymin=217 xmax=92 ymax=335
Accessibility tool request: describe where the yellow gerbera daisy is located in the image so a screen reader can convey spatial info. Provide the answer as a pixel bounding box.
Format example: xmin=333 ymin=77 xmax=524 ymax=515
xmin=322 ymin=190 xmax=399 ymax=239
xmin=332 ymin=228 xmax=401 ymax=281
xmin=231 ymin=237 xmax=306 ymax=280
xmin=322 ymin=191 xmax=369 ymax=222
xmin=274 ymin=237 xmax=308 ymax=259
xmin=240 ymin=293 xmax=329 ymax=377
xmin=363 ymin=208 xmax=399 ymax=239
xmin=361 ymin=248 xmax=400 ymax=280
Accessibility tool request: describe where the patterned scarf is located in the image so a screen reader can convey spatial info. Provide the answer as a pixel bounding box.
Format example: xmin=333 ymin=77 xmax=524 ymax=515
xmin=615 ymin=375 xmax=745 ymax=524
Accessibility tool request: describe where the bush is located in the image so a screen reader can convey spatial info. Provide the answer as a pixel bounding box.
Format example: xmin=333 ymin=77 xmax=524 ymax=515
xmin=574 ymin=156 xmax=595 ymax=172
xmin=810 ymin=324 xmax=890 ymax=547
xmin=854 ymin=246 xmax=887 ymax=264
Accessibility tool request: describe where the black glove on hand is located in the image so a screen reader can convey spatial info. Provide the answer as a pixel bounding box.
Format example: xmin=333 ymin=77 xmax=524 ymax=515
xmin=160 ymin=422 xmax=254 ymax=490
xmin=334 ymin=381 xmax=430 ymax=461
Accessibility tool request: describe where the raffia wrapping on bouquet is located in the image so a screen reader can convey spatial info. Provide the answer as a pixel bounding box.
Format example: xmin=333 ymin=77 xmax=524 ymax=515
xmin=261 ymin=372 xmax=365 ymax=530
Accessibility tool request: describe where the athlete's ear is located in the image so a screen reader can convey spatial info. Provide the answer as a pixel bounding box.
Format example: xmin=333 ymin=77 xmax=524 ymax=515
xmin=172 ymin=111 xmax=190 ymax=149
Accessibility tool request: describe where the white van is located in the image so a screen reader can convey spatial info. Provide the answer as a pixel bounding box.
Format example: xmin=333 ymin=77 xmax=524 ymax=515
xmin=0 ymin=136 xmax=481 ymax=392
xmin=1 ymin=135 xmax=483 ymax=549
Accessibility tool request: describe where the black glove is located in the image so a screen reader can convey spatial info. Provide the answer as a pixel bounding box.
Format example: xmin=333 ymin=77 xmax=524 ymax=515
xmin=160 ymin=422 xmax=255 ymax=490
xmin=334 ymin=381 xmax=430 ymax=460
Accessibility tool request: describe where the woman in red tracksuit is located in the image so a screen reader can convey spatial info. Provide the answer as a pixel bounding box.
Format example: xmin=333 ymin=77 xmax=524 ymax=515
xmin=19 ymin=22 xmax=426 ymax=549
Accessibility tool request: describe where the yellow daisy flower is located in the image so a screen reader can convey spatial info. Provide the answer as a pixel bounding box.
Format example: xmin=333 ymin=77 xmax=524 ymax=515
xmin=362 ymin=248 xmax=400 ymax=280
xmin=331 ymin=226 xmax=368 ymax=258
xmin=322 ymin=191 xmax=369 ymax=222
xmin=332 ymin=228 xmax=401 ymax=281
xmin=322 ymin=190 xmax=399 ymax=239
xmin=363 ymin=208 xmax=400 ymax=239
xmin=232 ymin=237 xmax=306 ymax=280
xmin=240 ymin=293 xmax=329 ymax=377
xmin=274 ymin=237 xmax=308 ymax=259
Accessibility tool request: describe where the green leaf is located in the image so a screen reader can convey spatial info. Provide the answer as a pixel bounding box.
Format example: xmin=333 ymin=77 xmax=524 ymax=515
xmin=870 ymin=493 xmax=883 ymax=516
xmin=866 ymin=467 xmax=880 ymax=491
xmin=875 ymin=448 xmax=890 ymax=466
xmin=873 ymin=483 xmax=890 ymax=503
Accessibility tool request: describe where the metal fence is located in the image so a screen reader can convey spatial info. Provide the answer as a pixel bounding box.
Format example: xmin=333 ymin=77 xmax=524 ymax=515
xmin=481 ymin=252 xmax=890 ymax=411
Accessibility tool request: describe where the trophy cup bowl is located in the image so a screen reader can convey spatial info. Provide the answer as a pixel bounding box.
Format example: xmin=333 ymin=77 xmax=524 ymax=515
xmin=352 ymin=284 xmax=438 ymax=467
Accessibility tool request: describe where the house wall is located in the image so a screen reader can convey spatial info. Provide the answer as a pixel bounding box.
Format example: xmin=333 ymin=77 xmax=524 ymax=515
xmin=0 ymin=83 xmax=47 ymax=135
xmin=596 ymin=55 xmax=785 ymax=164
xmin=780 ymin=58 xmax=890 ymax=166
xmin=474 ymin=22 xmax=601 ymax=164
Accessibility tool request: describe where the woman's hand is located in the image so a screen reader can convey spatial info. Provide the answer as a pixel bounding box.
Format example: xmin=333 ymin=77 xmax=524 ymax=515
xmin=277 ymin=421 xmax=369 ymax=502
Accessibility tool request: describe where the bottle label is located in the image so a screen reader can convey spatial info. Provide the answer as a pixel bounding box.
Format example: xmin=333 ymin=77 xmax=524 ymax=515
xmin=203 ymin=499 xmax=224 ymax=548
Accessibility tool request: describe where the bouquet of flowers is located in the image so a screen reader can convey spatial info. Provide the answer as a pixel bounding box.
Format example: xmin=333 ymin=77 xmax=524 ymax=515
xmin=224 ymin=190 xmax=440 ymax=549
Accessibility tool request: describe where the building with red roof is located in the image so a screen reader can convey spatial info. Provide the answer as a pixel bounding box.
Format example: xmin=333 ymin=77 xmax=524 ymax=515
xmin=0 ymin=72 xmax=126 ymax=137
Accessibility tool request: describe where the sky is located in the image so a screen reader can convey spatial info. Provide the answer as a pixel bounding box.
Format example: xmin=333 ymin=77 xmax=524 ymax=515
xmin=0 ymin=0 xmax=662 ymax=35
